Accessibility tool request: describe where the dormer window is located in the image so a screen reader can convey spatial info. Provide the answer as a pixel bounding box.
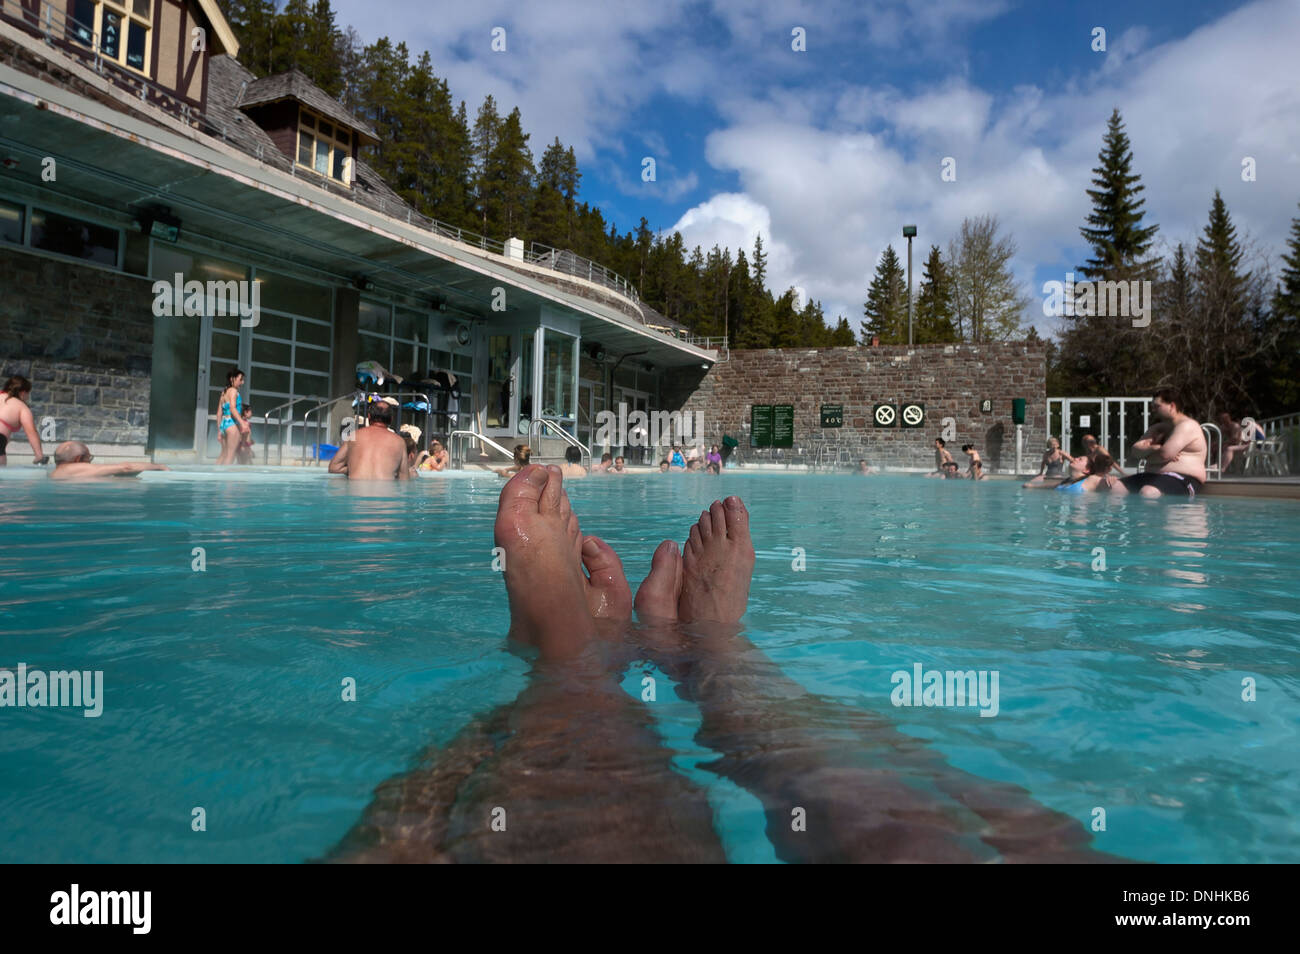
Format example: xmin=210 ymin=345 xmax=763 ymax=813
xmin=297 ymin=110 xmax=353 ymax=185
xmin=69 ymin=0 xmax=152 ymax=74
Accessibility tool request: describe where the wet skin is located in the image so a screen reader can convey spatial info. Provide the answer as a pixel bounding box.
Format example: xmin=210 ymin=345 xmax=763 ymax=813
xmin=329 ymin=471 xmax=1126 ymax=863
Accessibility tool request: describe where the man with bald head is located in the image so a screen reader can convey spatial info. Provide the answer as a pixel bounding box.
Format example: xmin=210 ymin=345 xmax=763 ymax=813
xmin=49 ymin=442 xmax=169 ymax=480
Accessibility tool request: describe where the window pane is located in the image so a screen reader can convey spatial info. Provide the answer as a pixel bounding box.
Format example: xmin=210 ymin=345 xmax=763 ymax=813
xmin=126 ymin=21 xmax=146 ymax=69
xmin=132 ymin=0 xmax=150 ymax=16
xmin=298 ymin=131 xmax=312 ymax=165
xmin=542 ymin=329 xmax=575 ymax=419
xmin=358 ymin=333 xmax=388 ymax=365
xmin=257 ymin=270 xmax=331 ymax=320
xmin=30 ymin=209 xmax=119 ymax=266
xmin=358 ymin=301 xmax=389 ymax=335
xmin=314 ymin=141 xmax=329 ymax=175
xmin=295 ymin=345 xmax=330 ymax=374
xmin=253 ymin=338 xmax=292 ymax=367
xmin=252 ymin=367 xmax=291 ymax=395
xmin=333 ymin=147 xmax=345 ymax=181
xmin=101 ymin=11 xmax=121 ymax=59
xmin=393 ymin=309 xmax=423 ymax=344
xmin=453 ymin=353 xmax=473 ymax=375
xmin=0 ymin=200 xmax=22 ymax=245
xmin=295 ymin=372 xmax=331 ymax=397
xmin=69 ymin=0 xmax=94 ymax=45
xmin=296 ymin=319 xmax=332 ymax=348
xmin=301 ymin=113 xmax=314 ymax=129
xmin=255 ymin=312 xmax=293 ymax=340
xmin=210 ymin=331 xmax=239 ymax=360
xmin=319 ymin=120 xmax=333 ymax=138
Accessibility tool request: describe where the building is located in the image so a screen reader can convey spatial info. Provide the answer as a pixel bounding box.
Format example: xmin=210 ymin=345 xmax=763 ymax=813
xmin=0 ymin=0 xmax=720 ymax=463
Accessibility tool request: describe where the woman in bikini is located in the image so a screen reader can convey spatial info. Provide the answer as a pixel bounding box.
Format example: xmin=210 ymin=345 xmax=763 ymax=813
xmin=216 ymin=369 xmax=250 ymax=466
xmin=0 ymin=375 xmax=47 ymax=467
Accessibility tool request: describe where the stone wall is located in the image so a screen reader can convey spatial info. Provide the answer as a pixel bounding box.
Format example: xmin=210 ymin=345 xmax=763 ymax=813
xmin=0 ymin=249 xmax=154 ymax=446
xmin=661 ymin=343 xmax=1047 ymax=471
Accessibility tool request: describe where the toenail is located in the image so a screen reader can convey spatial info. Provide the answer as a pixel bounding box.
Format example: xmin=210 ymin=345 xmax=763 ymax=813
xmin=524 ymin=467 xmax=548 ymax=484
xmin=582 ymin=537 xmax=601 ymax=556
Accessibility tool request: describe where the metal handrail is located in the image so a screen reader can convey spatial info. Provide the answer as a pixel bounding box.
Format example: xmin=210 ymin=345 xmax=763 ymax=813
xmin=529 ymin=418 xmax=590 ymax=463
xmin=1200 ymin=422 xmax=1223 ymax=480
xmin=448 ymin=429 xmax=516 ymax=468
xmin=300 ymin=391 xmax=433 ymax=465
xmin=259 ymin=395 xmax=323 ymax=465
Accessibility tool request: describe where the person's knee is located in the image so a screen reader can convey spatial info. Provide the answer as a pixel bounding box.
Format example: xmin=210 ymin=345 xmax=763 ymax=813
xmin=1139 ymin=485 xmax=1161 ymax=498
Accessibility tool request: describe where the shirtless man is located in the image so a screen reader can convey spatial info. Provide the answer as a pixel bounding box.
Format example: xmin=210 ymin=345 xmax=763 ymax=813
xmin=327 ymin=402 xmax=409 ymax=480
xmin=1114 ymin=388 xmax=1207 ymax=497
xmin=926 ymin=437 xmax=954 ymax=477
xmin=0 ymin=375 xmax=47 ymax=466
xmin=49 ymin=441 xmax=168 ymax=479
xmin=559 ymin=445 xmax=587 ymax=478
xmin=611 ymin=455 xmax=628 ymax=475
xmin=961 ymin=443 xmax=985 ymax=479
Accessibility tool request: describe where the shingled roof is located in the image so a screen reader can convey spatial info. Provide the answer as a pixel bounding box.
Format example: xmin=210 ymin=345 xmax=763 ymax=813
xmin=238 ymin=68 xmax=379 ymax=144
xmin=206 ymin=55 xmax=411 ymax=217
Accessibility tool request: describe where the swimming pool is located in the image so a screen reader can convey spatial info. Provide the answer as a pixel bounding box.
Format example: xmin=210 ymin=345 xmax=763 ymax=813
xmin=1 ymin=469 xmax=1297 ymax=862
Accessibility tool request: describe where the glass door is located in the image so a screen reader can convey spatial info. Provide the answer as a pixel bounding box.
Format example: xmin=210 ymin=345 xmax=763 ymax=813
xmin=486 ymin=334 xmax=515 ymax=437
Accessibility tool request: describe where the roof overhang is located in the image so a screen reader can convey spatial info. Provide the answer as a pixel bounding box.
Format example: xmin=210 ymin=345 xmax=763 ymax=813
xmin=0 ymin=62 xmax=715 ymax=370
xmin=197 ymin=0 xmax=241 ymax=59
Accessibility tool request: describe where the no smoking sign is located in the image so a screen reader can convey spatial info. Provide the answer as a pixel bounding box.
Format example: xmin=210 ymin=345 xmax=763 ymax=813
xmin=873 ymin=404 xmax=897 ymax=427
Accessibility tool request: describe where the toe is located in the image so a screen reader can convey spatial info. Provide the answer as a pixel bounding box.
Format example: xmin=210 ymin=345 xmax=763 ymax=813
xmin=582 ymin=535 xmax=632 ymax=619
xmin=723 ymin=495 xmax=751 ymax=540
xmin=709 ymin=499 xmax=727 ymax=538
xmin=635 ymin=539 xmax=682 ymax=620
xmin=697 ymin=510 xmax=713 ymax=540
xmin=539 ymin=465 xmax=564 ymax=514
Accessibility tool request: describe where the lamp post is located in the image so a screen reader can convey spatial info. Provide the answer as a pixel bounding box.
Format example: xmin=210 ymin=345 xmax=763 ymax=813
xmin=903 ymin=225 xmax=917 ymax=346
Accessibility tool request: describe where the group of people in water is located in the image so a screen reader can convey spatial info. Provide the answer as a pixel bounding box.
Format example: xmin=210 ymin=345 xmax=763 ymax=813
xmin=0 ymin=370 xmax=1220 ymax=499
xmin=1018 ymin=388 xmax=1210 ymax=497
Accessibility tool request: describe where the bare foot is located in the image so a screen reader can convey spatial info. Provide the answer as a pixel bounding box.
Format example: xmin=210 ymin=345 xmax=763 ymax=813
xmin=634 ymin=539 xmax=682 ymax=621
xmin=494 ymin=465 xmax=596 ymax=658
xmin=678 ymin=496 xmax=755 ymax=625
xmin=580 ymin=535 xmax=632 ymax=621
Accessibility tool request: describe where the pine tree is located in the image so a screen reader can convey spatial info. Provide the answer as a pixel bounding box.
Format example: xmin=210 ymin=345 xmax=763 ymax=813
xmin=1258 ymin=202 xmax=1300 ymax=412
xmin=861 ymin=245 xmax=906 ymax=344
xmin=913 ymin=245 xmax=957 ymax=343
xmin=829 ymin=316 xmax=857 ymax=346
xmin=738 ymin=234 xmax=776 ymax=347
xmin=1079 ymin=109 xmax=1160 ymax=280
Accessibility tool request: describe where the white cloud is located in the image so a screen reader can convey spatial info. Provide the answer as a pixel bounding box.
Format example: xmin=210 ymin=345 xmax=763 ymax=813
xmin=671 ymin=0 xmax=1300 ymax=335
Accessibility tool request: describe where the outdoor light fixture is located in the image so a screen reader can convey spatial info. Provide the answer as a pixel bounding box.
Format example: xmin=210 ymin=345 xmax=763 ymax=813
xmin=353 ymin=275 xmax=376 ymax=292
xmin=902 ymin=225 xmax=917 ymax=345
xmin=136 ymin=206 xmax=181 ymax=243
xmin=587 ymin=342 xmax=607 ymax=362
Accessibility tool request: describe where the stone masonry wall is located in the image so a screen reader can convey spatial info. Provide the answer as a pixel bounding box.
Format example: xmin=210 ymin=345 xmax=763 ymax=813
xmin=661 ymin=343 xmax=1047 ymax=471
xmin=0 ymin=249 xmax=154 ymax=445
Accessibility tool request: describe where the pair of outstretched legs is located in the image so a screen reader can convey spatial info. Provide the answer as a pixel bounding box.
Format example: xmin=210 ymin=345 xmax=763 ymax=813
xmin=329 ymin=465 xmax=1123 ymax=863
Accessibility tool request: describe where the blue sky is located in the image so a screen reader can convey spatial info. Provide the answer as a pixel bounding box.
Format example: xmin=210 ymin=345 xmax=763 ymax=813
xmin=328 ymin=0 xmax=1300 ymax=337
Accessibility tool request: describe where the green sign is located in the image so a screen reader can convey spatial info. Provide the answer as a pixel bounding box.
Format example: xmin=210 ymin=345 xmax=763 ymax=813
xmin=820 ymin=404 xmax=844 ymax=428
xmin=773 ymin=404 xmax=794 ymax=448
xmin=900 ymin=402 xmax=925 ymax=428
xmin=873 ymin=404 xmax=898 ymax=427
xmin=751 ymin=404 xmax=773 ymax=447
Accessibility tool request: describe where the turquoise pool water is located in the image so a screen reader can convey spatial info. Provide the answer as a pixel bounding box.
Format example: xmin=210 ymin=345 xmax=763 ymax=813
xmin=1 ymin=468 xmax=1297 ymax=862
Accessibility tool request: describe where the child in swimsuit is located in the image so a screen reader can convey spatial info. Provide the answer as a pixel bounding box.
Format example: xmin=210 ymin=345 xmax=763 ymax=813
xmin=236 ymin=406 xmax=255 ymax=465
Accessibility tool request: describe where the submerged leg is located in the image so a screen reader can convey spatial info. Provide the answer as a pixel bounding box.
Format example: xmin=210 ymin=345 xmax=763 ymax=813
xmin=634 ymin=495 xmax=1125 ymax=863
xmin=328 ymin=465 xmax=724 ymax=863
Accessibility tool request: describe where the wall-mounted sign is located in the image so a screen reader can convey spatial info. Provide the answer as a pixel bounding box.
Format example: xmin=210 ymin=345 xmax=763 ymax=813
xmin=820 ymin=404 xmax=844 ymax=428
xmin=874 ymin=404 xmax=898 ymax=427
xmin=751 ymin=404 xmax=773 ymax=447
xmin=1079 ymin=415 xmax=1091 ymax=428
xmin=900 ymin=402 xmax=925 ymax=428
xmin=980 ymin=399 xmax=993 ymax=413
xmin=773 ymin=405 xmax=794 ymax=448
